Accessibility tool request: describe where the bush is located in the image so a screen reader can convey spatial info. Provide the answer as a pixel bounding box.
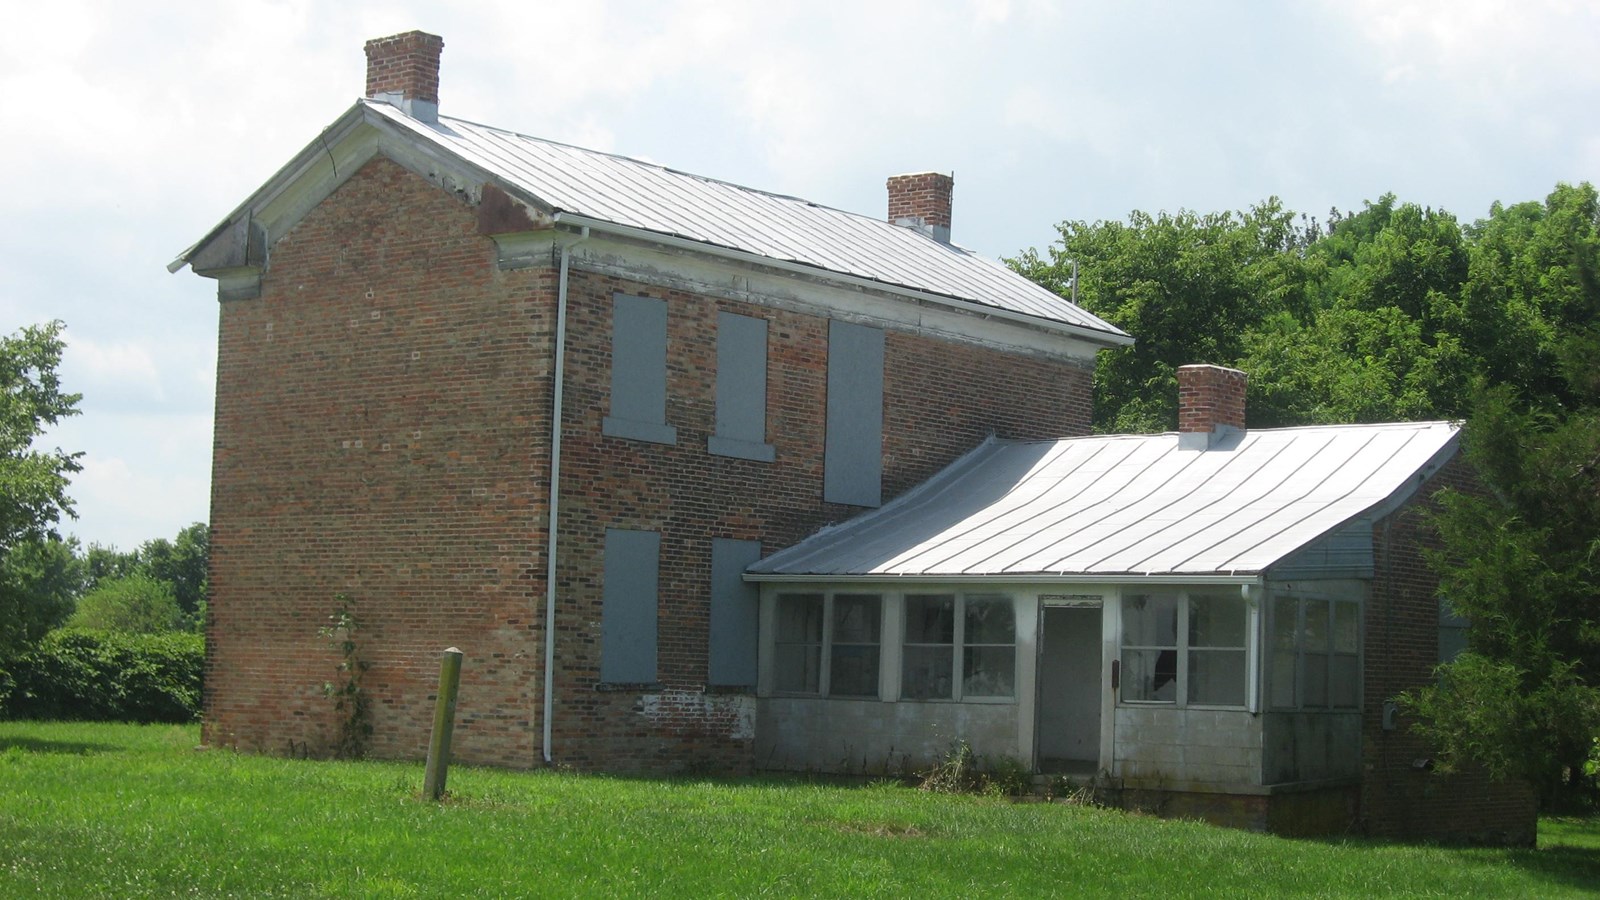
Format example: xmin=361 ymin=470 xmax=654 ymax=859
xmin=3 ymin=628 xmax=202 ymax=723
xmin=68 ymin=573 xmax=182 ymax=634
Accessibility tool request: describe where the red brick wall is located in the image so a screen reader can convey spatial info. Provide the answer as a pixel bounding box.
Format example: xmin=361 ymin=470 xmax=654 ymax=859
xmin=205 ymin=156 xmax=553 ymax=767
xmin=205 ymin=154 xmax=1096 ymax=773
xmin=545 ymin=270 xmax=1094 ymax=771
xmin=1359 ymin=455 xmax=1537 ymax=843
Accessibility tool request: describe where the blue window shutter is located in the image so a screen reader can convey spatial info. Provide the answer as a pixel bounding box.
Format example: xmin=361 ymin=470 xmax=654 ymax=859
xmin=710 ymin=312 xmax=774 ymax=462
xmin=603 ymin=293 xmax=676 ymax=445
xmin=824 ymin=320 xmax=884 ymax=506
xmin=709 ymin=539 xmax=762 ymax=686
xmin=601 ymin=528 xmax=660 ymax=683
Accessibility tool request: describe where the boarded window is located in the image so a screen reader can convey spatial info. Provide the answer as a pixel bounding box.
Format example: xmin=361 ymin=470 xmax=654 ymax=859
xmin=600 ymin=529 xmax=660 ymax=684
xmin=824 ymin=320 xmax=883 ymax=506
xmin=709 ymin=312 xmax=774 ymax=462
xmin=602 ymin=293 xmax=676 ymax=445
xmin=708 ymin=539 xmax=761 ymax=686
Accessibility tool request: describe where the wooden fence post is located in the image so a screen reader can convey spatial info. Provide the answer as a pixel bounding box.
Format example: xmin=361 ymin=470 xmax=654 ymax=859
xmin=423 ymin=647 xmax=464 ymax=801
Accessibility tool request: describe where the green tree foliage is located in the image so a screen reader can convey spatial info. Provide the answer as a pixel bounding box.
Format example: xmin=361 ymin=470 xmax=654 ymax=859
xmin=1010 ymin=199 xmax=1317 ymax=432
xmin=138 ymin=523 xmax=208 ymax=622
xmin=0 ymin=322 xmax=81 ymax=658
xmin=0 ymin=537 xmax=84 ymax=653
xmin=67 ymin=573 xmax=182 ymax=635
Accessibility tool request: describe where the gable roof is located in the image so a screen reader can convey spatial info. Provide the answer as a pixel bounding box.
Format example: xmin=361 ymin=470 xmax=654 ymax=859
xmin=749 ymin=421 xmax=1459 ymax=582
xmin=174 ymin=101 xmax=1128 ymax=346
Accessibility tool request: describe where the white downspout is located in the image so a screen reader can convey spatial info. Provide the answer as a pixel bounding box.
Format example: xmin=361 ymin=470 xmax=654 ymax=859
xmin=543 ymin=226 xmax=588 ymax=764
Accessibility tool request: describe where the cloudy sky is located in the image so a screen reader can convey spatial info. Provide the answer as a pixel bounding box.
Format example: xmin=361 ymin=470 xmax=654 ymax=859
xmin=2 ymin=0 xmax=1596 ymax=551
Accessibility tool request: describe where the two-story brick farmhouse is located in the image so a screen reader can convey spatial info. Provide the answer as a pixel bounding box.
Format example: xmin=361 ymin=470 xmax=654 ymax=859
xmin=173 ymin=32 xmax=1532 ymax=842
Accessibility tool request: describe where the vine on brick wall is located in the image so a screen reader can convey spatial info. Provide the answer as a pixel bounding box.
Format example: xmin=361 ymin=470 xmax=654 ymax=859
xmin=319 ymin=594 xmax=372 ymax=759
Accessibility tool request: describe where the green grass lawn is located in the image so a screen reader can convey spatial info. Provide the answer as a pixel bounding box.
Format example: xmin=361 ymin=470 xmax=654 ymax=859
xmin=2 ymin=722 xmax=1597 ymax=898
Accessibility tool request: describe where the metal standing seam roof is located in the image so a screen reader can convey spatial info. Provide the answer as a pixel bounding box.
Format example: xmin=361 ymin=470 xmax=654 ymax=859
xmin=748 ymin=421 xmax=1460 ymax=580
xmin=362 ymin=102 xmax=1127 ymax=341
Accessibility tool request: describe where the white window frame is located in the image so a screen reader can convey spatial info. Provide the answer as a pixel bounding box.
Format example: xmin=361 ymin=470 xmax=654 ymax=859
xmin=771 ymin=590 xmax=883 ymax=699
xmin=901 ymin=592 xmax=1017 ymax=703
xmin=1118 ymin=589 xmax=1251 ymax=710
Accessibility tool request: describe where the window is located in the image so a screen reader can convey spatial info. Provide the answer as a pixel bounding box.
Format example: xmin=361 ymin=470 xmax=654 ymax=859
xmin=1120 ymin=592 xmax=1248 ymax=707
xmin=710 ymin=312 xmax=774 ymax=462
xmin=902 ymin=593 xmax=1016 ymax=701
xmin=600 ymin=529 xmax=660 ymax=684
xmin=602 ymin=293 xmax=676 ymax=445
xmin=1438 ymin=598 xmax=1468 ymax=665
xmin=1269 ymin=595 xmax=1359 ymax=709
xmin=708 ymin=539 xmax=761 ymax=686
xmin=773 ymin=591 xmax=883 ymax=698
xmin=823 ymin=320 xmax=883 ymax=507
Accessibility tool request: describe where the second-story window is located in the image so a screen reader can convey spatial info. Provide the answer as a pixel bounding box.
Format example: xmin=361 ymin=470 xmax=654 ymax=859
xmin=824 ymin=320 xmax=884 ymax=507
xmin=602 ymin=293 xmax=676 ymax=445
xmin=709 ymin=311 xmax=774 ymax=462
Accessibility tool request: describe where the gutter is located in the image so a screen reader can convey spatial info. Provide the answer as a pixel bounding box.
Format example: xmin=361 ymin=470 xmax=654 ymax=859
xmin=542 ymin=226 xmax=589 ymax=764
xmin=743 ymin=572 xmax=1265 ymax=586
xmin=550 ymin=212 xmax=1133 ymax=349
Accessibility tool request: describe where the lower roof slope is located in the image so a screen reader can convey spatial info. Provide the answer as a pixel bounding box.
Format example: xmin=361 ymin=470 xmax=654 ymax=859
xmin=749 ymin=421 xmax=1459 ymax=581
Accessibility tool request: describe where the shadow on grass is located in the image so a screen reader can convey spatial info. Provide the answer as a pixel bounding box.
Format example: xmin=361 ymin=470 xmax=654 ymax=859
xmin=0 ymin=736 xmax=121 ymax=756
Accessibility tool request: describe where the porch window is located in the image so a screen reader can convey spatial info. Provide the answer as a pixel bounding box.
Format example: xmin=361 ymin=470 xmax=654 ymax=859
xmin=1270 ymin=595 xmax=1360 ymax=709
xmin=773 ymin=591 xmax=882 ymax=698
xmin=1121 ymin=592 xmax=1247 ymax=707
xmin=902 ymin=593 xmax=1016 ymax=701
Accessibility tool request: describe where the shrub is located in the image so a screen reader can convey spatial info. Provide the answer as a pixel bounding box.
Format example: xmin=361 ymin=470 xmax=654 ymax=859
xmin=68 ymin=573 xmax=182 ymax=634
xmin=3 ymin=628 xmax=202 ymax=723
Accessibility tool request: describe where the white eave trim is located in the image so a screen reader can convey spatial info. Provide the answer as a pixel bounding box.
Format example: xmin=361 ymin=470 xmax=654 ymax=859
xmin=552 ymin=212 xmax=1133 ymax=348
xmin=744 ymin=572 xmax=1264 ymax=586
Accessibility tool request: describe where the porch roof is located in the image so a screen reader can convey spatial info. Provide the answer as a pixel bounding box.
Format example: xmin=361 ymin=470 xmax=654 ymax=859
xmin=748 ymin=421 xmax=1459 ymax=580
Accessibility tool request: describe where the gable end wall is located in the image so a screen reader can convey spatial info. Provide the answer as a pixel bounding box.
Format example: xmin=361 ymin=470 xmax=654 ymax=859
xmin=1359 ymin=454 xmax=1537 ymax=843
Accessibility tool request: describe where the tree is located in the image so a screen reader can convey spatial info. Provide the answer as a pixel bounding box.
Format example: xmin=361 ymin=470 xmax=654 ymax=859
xmin=0 ymin=537 xmax=84 ymax=654
xmin=138 ymin=523 xmax=208 ymax=622
xmin=1009 ymin=199 xmax=1317 ymax=432
xmin=0 ymin=321 xmax=81 ymax=655
xmin=67 ymin=573 xmax=182 ymax=634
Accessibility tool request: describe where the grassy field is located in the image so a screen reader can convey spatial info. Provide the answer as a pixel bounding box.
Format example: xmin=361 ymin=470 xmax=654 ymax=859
xmin=1 ymin=722 xmax=1597 ymax=898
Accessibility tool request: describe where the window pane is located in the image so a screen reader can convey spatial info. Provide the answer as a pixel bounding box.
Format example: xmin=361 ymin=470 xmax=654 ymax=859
xmin=905 ymin=595 xmax=955 ymax=643
xmin=1188 ymin=649 xmax=1247 ymax=706
xmin=774 ymin=644 xmax=820 ymax=693
xmin=829 ymin=644 xmax=880 ymax=698
xmin=1189 ymin=594 xmax=1246 ymax=647
xmin=1272 ymin=597 xmax=1298 ymax=652
xmin=1122 ymin=594 xmax=1178 ymax=647
xmin=1330 ymin=655 xmax=1359 ymax=708
xmin=1304 ymin=651 xmax=1329 ymax=706
xmin=902 ymin=646 xmax=954 ymax=700
xmin=833 ymin=594 xmax=881 ymax=643
xmin=1304 ymin=602 xmax=1328 ymax=653
xmin=775 ymin=594 xmax=823 ymax=642
xmin=963 ymin=646 xmax=1015 ymax=698
xmin=1270 ymin=649 xmax=1297 ymax=708
xmin=1333 ymin=601 xmax=1359 ymax=653
xmin=964 ymin=596 xmax=1015 ymax=645
xmin=1121 ymin=648 xmax=1178 ymax=703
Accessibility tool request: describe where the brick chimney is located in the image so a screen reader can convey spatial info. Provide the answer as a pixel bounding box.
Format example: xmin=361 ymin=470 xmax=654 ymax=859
xmin=887 ymin=172 xmax=954 ymax=243
xmin=1177 ymin=364 xmax=1247 ymax=450
xmin=364 ymin=31 xmax=443 ymax=124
